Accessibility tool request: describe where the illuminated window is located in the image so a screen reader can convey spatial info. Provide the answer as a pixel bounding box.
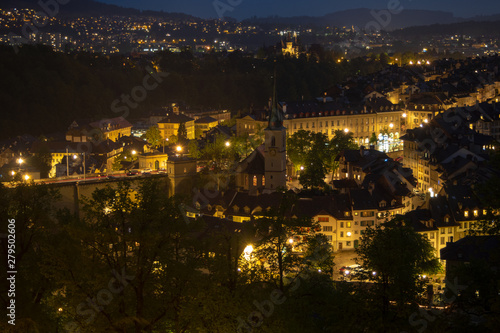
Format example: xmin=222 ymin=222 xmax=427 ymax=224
xmin=252 ymin=175 xmax=257 ymax=186
xmin=346 ymin=222 xmax=351 ymax=228
xmin=464 ymin=211 xmax=469 ymax=218
xmin=473 ymin=210 xmax=478 ymax=217
xmin=262 ymin=176 xmax=265 ymax=186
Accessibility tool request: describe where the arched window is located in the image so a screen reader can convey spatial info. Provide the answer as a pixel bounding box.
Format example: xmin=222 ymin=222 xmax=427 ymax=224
xmin=253 ymin=175 xmax=257 ymax=186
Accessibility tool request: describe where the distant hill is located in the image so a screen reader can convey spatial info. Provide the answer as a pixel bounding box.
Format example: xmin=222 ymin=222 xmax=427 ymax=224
xmin=0 ymin=0 xmax=197 ymax=20
xmin=242 ymin=8 xmax=500 ymax=30
xmin=392 ymin=20 xmax=500 ymax=39
xmin=242 ymin=9 xmax=460 ymax=30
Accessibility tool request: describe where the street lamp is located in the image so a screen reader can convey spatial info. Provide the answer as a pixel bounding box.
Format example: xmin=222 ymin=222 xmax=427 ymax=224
xmin=24 ymin=175 xmax=30 ymax=181
xmin=225 ymin=141 xmax=230 ymax=147
xmin=176 ymin=145 xmax=182 ymax=153
xmin=243 ymin=245 xmax=253 ymax=261
xmin=344 ymin=128 xmax=349 ymax=133
xmin=389 ymin=123 xmax=394 ymax=129
xmin=131 ymin=150 xmax=137 ymax=155
xmin=288 ymin=238 xmax=294 ymax=244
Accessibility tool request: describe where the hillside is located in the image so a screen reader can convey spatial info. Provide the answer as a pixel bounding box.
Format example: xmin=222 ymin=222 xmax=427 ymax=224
xmin=0 ymin=0 xmax=197 ymax=20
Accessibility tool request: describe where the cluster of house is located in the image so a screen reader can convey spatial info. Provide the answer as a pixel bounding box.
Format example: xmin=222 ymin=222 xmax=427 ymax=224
xmin=237 ymin=56 xmax=500 ymax=153
xmin=213 ymin=57 xmax=500 ymax=259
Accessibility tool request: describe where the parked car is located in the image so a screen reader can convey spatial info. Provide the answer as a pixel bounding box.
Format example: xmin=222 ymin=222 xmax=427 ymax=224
xmin=340 ymin=264 xmax=376 ymax=280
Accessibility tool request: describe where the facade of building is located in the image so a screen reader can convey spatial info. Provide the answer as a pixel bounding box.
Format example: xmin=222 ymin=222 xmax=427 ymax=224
xmin=157 ymin=114 xmax=195 ymax=140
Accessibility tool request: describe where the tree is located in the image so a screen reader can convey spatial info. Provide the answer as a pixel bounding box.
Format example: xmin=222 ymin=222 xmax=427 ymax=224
xmin=369 ymin=132 xmax=378 ymax=146
xmin=299 ymin=152 xmax=328 ymax=189
xmin=177 ymin=122 xmax=188 ymax=143
xmin=187 ymin=140 xmax=201 ymax=159
xmin=328 ymin=129 xmax=358 ymax=178
xmin=356 ymin=218 xmax=441 ymax=318
xmin=0 ymin=182 xmax=61 ymax=332
xmin=245 ymin=190 xmax=319 ymax=291
xmin=287 ymin=130 xmax=315 ymax=173
xmin=48 ymin=179 xmax=212 ymax=333
xmin=142 ymin=126 xmax=162 ymax=149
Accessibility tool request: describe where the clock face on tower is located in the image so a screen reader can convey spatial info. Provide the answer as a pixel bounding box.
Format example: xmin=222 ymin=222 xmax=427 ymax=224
xmin=269 ymin=148 xmax=276 ymax=156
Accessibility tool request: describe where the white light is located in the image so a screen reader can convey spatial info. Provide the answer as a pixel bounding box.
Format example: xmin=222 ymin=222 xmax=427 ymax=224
xmin=225 ymin=141 xmax=230 ymax=147
xmin=176 ymin=145 xmax=182 ymax=152
xmin=402 ymin=113 xmax=407 ymax=118
xmin=344 ymin=128 xmax=349 ymax=133
xmin=24 ymin=175 xmax=30 ymax=180
xmin=288 ymin=238 xmax=294 ymax=244
xmin=424 ymin=119 xmax=428 ymax=123
xmin=389 ymin=123 xmax=394 ymax=129
xmin=347 ymin=232 xmax=352 ymax=237
xmin=243 ymin=245 xmax=253 ymax=261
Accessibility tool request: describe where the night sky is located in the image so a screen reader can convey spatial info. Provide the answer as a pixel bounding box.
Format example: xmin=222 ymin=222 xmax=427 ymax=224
xmin=98 ymin=0 xmax=500 ymax=19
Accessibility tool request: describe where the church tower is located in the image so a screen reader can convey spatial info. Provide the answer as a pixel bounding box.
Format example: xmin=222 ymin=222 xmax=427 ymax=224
xmin=264 ymin=67 xmax=287 ymax=191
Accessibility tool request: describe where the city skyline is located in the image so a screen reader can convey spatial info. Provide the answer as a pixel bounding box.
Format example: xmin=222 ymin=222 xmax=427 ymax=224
xmin=98 ymin=0 xmax=500 ymax=20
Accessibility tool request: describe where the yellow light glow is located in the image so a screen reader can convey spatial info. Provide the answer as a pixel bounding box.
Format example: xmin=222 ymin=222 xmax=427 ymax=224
xmin=176 ymin=145 xmax=182 ymax=152
xmin=24 ymin=175 xmax=30 ymax=180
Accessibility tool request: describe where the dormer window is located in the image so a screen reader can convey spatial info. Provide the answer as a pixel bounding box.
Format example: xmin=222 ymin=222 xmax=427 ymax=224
xmin=473 ymin=210 xmax=478 ymax=217
xmin=464 ymin=211 xmax=469 ymax=218
xmin=244 ymin=206 xmax=250 ymax=214
xmin=379 ymin=201 xmax=386 ymax=208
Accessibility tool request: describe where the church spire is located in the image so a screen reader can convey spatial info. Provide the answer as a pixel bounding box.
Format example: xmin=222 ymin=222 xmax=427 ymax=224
xmin=268 ymin=62 xmax=283 ymax=129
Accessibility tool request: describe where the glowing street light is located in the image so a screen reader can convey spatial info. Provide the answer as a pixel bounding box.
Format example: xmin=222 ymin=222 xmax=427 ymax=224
xmin=344 ymin=128 xmax=349 ymax=133
xmin=131 ymin=150 xmax=137 ymax=155
xmin=288 ymin=238 xmax=294 ymax=244
xmin=243 ymin=245 xmax=253 ymax=261
xmin=347 ymin=232 xmax=352 ymax=237
xmin=24 ymin=175 xmax=30 ymax=181
xmin=225 ymin=141 xmax=230 ymax=147
xmin=389 ymin=123 xmax=394 ymax=129
xmin=17 ymin=158 xmax=24 ymax=165
xmin=402 ymin=113 xmax=407 ymax=118
xmin=176 ymin=145 xmax=182 ymax=153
